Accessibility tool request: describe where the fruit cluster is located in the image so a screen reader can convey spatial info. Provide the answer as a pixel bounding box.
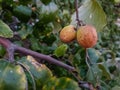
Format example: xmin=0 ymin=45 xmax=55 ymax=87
xmin=59 ymin=25 xmax=98 ymax=48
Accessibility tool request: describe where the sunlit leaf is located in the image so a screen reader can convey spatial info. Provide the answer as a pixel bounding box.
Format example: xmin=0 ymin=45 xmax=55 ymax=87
xmin=0 ymin=20 xmax=13 ymax=38
xmin=114 ymin=0 xmax=120 ymax=3
xmin=71 ymin=0 xmax=107 ymax=31
xmin=55 ymin=77 xmax=81 ymax=90
xmin=43 ymin=77 xmax=81 ymax=90
xmin=0 ymin=60 xmax=27 ymax=90
xmin=18 ymin=56 xmax=53 ymax=89
xmin=54 ymin=44 xmax=68 ymax=57
xmin=42 ymin=77 xmax=58 ymax=90
xmin=112 ymin=86 xmax=120 ymax=90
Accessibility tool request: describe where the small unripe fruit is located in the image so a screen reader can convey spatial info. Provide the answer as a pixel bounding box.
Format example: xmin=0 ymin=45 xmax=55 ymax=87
xmin=60 ymin=25 xmax=76 ymax=43
xmin=77 ymin=25 xmax=97 ymax=48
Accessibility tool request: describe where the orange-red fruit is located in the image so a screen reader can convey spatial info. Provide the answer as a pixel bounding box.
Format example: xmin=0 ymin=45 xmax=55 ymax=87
xmin=60 ymin=25 xmax=76 ymax=43
xmin=77 ymin=25 xmax=98 ymax=48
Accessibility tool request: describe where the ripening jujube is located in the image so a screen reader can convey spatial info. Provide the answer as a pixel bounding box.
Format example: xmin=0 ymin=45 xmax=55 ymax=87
xmin=60 ymin=25 xmax=76 ymax=43
xmin=77 ymin=25 xmax=98 ymax=48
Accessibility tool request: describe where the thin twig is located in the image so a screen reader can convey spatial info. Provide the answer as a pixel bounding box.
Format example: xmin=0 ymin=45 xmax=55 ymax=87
xmin=75 ymin=0 xmax=80 ymax=26
xmin=75 ymin=0 xmax=85 ymax=27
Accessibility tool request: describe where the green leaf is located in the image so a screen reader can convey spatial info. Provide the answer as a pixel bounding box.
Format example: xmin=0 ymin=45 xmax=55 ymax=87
xmin=18 ymin=25 xmax=33 ymax=39
xmin=43 ymin=77 xmax=81 ymax=90
xmin=13 ymin=5 xmax=32 ymax=22
xmin=0 ymin=60 xmax=27 ymax=90
xmin=42 ymin=77 xmax=58 ymax=90
xmin=41 ymin=0 xmax=52 ymax=5
xmin=18 ymin=56 xmax=53 ymax=89
xmin=30 ymin=36 xmax=41 ymax=51
xmin=98 ymin=62 xmax=111 ymax=80
xmin=42 ymin=33 xmax=56 ymax=45
xmin=54 ymin=44 xmax=68 ymax=57
xmin=87 ymin=48 xmax=100 ymax=63
xmin=0 ymin=20 xmax=13 ymax=38
xmin=112 ymin=86 xmax=120 ymax=90
xmin=86 ymin=68 xmax=96 ymax=83
xmin=55 ymin=77 xmax=81 ymax=90
xmin=114 ymin=0 xmax=120 ymax=3
xmin=0 ymin=45 xmax=6 ymax=57
xmin=14 ymin=5 xmax=32 ymax=16
xmin=19 ymin=0 xmax=32 ymax=5
xmin=71 ymin=0 xmax=107 ymax=31
xmin=38 ymin=2 xmax=58 ymax=24
xmin=86 ymin=65 xmax=102 ymax=84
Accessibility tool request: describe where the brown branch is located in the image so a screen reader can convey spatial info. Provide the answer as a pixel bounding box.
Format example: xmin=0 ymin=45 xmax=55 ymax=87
xmin=0 ymin=37 xmax=11 ymax=48
xmin=0 ymin=37 xmax=75 ymax=71
xmin=0 ymin=37 xmax=15 ymax=62
xmin=14 ymin=45 xmax=75 ymax=71
xmin=0 ymin=37 xmax=97 ymax=89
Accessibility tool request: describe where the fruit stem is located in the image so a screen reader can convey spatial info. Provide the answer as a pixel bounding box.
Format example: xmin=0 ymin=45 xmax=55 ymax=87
xmin=75 ymin=0 xmax=85 ymax=28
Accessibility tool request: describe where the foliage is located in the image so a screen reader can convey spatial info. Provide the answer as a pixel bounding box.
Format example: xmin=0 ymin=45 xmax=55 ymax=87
xmin=0 ymin=60 xmax=27 ymax=90
xmin=0 ymin=20 xmax=13 ymax=38
xmin=0 ymin=0 xmax=120 ymax=89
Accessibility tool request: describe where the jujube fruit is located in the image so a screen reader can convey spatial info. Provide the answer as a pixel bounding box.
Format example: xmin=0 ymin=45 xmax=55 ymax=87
xmin=60 ymin=25 xmax=76 ymax=43
xmin=77 ymin=25 xmax=98 ymax=48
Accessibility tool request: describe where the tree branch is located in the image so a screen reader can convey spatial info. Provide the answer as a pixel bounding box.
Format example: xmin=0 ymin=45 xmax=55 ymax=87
xmin=0 ymin=37 xmax=15 ymax=62
xmin=0 ymin=37 xmax=97 ymax=89
xmin=14 ymin=44 xmax=75 ymax=71
xmin=0 ymin=37 xmax=75 ymax=71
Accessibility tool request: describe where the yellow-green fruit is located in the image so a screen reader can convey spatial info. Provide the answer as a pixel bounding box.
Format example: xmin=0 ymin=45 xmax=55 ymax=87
xmin=77 ymin=25 xmax=98 ymax=48
xmin=60 ymin=25 xmax=76 ymax=43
